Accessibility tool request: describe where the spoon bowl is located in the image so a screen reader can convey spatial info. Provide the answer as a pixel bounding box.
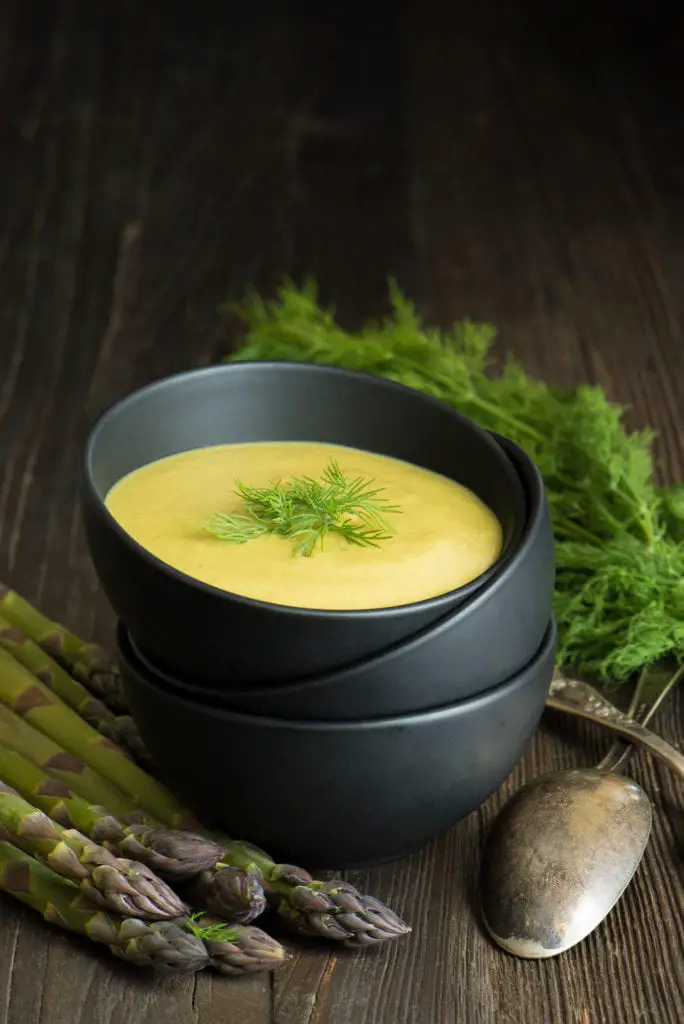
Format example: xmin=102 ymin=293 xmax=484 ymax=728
xmin=480 ymin=767 xmax=652 ymax=958
xmin=480 ymin=665 xmax=682 ymax=959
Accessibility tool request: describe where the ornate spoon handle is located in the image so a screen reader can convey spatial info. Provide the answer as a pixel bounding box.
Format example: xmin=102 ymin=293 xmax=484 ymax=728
xmin=595 ymin=663 xmax=684 ymax=773
xmin=546 ymin=675 xmax=684 ymax=782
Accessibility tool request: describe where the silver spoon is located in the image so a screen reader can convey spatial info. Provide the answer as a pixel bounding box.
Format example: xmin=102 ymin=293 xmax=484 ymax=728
xmin=480 ymin=664 xmax=684 ymax=958
xmin=545 ymin=670 xmax=684 ymax=780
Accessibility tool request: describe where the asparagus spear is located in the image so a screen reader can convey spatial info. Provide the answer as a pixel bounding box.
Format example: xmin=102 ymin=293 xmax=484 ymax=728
xmin=0 ymin=584 xmax=127 ymax=713
xmin=0 ymin=744 xmax=224 ymax=877
xmin=0 ymin=617 xmax=151 ymax=768
xmin=187 ymin=914 xmax=288 ymax=975
xmin=0 ymin=841 xmax=287 ymax=974
xmin=114 ymin=915 xmax=287 ymax=975
xmin=0 ymin=703 xmax=144 ymax=820
xmin=190 ymin=864 xmax=268 ymax=924
xmin=0 ymin=647 xmax=196 ymax=828
xmin=0 ymin=783 xmax=187 ymax=919
xmin=107 ymin=824 xmax=225 ymax=879
xmin=105 ymin=919 xmax=209 ymax=974
xmin=219 ymin=842 xmax=412 ymax=948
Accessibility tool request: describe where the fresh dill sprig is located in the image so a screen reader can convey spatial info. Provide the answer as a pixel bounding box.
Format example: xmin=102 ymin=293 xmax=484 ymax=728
xmin=204 ymin=458 xmax=402 ymax=557
xmin=185 ymin=911 xmax=240 ymax=943
xmin=221 ymin=279 xmax=684 ymax=684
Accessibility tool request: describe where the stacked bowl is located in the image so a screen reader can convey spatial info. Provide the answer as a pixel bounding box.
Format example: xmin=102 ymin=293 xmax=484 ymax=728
xmin=82 ymin=363 xmax=557 ymax=868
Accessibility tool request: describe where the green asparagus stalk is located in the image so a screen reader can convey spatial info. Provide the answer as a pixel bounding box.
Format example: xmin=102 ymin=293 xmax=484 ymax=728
xmin=0 ymin=647 xmax=196 ymax=828
xmin=190 ymin=864 xmax=268 ymax=924
xmin=0 ymin=617 xmax=111 ymax=728
xmin=0 ymin=745 xmax=224 ymax=878
xmin=0 ymin=841 xmax=287 ymax=974
xmin=103 ymin=920 xmax=209 ymax=974
xmin=0 ymin=585 xmax=127 ymax=712
xmin=0 ymin=783 xmax=187 ymax=919
xmin=219 ymin=842 xmax=412 ymax=948
xmin=104 ymin=823 xmax=226 ymax=879
xmin=0 ymin=617 xmax=151 ymax=768
xmin=186 ymin=914 xmax=289 ymax=975
xmin=114 ymin=914 xmax=287 ymax=975
xmin=0 ymin=703 xmax=144 ymax=820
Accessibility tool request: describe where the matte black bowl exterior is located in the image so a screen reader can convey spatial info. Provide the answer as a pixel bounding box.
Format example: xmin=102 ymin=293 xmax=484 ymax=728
xmin=83 ymin=362 xmax=525 ymax=686
xmin=125 ymin=433 xmax=554 ymax=717
xmin=118 ymin=619 xmax=557 ymax=868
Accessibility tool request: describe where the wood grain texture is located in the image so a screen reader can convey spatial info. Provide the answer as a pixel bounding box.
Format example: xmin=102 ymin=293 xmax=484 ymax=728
xmin=1 ymin=0 xmax=684 ymax=1021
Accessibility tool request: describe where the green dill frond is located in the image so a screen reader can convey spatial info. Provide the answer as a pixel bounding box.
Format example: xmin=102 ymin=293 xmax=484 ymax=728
xmin=204 ymin=459 xmax=402 ymax=557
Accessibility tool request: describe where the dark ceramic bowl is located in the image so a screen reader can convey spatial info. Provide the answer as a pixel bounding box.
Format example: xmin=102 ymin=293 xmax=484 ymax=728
xmin=83 ymin=362 xmax=525 ymax=686
xmin=124 ymin=433 xmax=554 ymax=716
xmin=118 ymin=618 xmax=557 ymax=868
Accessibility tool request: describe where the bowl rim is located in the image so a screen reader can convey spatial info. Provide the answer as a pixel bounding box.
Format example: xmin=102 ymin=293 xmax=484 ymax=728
xmin=83 ymin=360 xmax=526 ymax=620
xmin=117 ymin=617 xmax=558 ymax=731
xmin=124 ymin=431 xmax=550 ymax=697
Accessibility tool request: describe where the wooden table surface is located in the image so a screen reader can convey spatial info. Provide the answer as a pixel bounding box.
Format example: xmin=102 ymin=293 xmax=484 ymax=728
xmin=2 ymin=1 xmax=684 ymax=1021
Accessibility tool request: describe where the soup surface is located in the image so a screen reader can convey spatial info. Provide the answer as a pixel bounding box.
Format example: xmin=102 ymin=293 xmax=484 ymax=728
xmin=105 ymin=441 xmax=503 ymax=610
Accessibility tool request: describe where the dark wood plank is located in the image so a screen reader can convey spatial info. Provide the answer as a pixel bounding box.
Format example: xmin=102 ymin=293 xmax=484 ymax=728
xmin=1 ymin=1 xmax=684 ymax=1022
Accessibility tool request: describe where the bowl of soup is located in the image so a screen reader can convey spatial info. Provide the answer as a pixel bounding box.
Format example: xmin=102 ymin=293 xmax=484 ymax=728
xmin=118 ymin=618 xmax=557 ymax=867
xmin=82 ymin=362 xmax=526 ymax=685
xmin=121 ymin=433 xmax=554 ymax=716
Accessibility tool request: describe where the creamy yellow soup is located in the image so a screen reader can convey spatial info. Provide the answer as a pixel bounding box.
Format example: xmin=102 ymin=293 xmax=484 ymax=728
xmin=105 ymin=441 xmax=503 ymax=610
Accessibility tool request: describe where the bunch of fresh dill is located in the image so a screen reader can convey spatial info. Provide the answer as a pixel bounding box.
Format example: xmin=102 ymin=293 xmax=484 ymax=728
xmin=222 ymin=280 xmax=684 ymax=685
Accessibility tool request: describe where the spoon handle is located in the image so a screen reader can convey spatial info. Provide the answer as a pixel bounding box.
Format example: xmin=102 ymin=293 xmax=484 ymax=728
xmin=547 ymin=676 xmax=684 ymax=781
